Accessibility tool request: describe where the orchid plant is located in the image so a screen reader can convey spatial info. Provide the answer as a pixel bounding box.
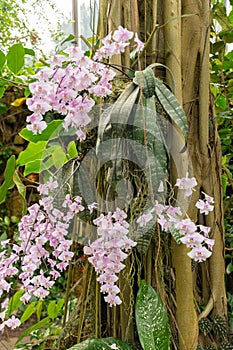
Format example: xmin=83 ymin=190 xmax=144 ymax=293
xmin=0 ymin=26 xmax=215 ymax=333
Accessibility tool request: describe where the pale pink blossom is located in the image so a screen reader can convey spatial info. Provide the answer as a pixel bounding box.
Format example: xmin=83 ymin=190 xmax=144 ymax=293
xmin=113 ymin=26 xmax=133 ymax=42
xmin=5 ymin=316 xmax=21 ymax=329
xmin=198 ymin=225 xmax=211 ymax=237
xmin=202 ymin=191 xmax=214 ymax=204
xmin=104 ymin=294 xmax=122 ymax=307
xmin=175 ymin=173 xmax=197 ymax=197
xmin=27 ymin=119 xmax=47 ymax=134
xmin=134 ymin=33 xmax=144 ymax=52
xmin=187 ymin=246 xmax=212 ymax=262
xmin=196 ymin=199 xmax=214 ymax=215
xmin=203 ymin=237 xmax=215 ymax=250
xmin=0 ymin=311 xmax=5 ymax=321
xmin=88 ymin=202 xmax=98 ymax=214
xmin=33 ymin=287 xmax=49 ymax=299
xmin=175 ymin=218 xmax=197 ymax=235
xmin=136 ymin=212 xmax=153 ymax=227
xmin=180 ymin=232 xmax=204 ymax=248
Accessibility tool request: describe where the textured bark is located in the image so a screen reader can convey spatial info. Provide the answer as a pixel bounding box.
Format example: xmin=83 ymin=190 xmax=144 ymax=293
xmin=181 ymin=0 xmax=227 ymax=322
xmin=96 ymin=0 xmax=227 ymax=348
xmin=164 ymin=2 xmax=198 ymax=348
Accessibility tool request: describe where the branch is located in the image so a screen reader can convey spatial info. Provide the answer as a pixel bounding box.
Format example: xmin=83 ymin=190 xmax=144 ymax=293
xmin=197 ymin=296 xmax=214 ymax=321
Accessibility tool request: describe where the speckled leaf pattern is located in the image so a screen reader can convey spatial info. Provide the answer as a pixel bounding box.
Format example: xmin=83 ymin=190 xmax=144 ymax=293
xmin=132 ymin=95 xmax=168 ymax=195
xmin=67 ymin=337 xmax=133 ymax=350
xmin=136 ymin=280 xmax=170 ymax=350
xmin=169 ymin=225 xmax=183 ymax=244
xmin=66 ymin=339 xmax=89 ymax=350
xmin=154 ymin=77 xmax=188 ymax=140
xmin=135 ymin=224 xmax=156 ymax=255
xmin=133 ymin=68 xmax=156 ymax=98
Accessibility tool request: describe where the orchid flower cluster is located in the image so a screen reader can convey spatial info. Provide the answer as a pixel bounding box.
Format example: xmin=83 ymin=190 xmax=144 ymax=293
xmin=84 ymin=208 xmax=137 ymax=307
xmin=0 ymin=178 xmax=85 ymax=331
xmin=137 ymin=173 xmax=215 ymax=262
xmin=0 ymin=172 xmax=215 ymax=331
xmin=26 ymin=26 xmax=144 ymax=139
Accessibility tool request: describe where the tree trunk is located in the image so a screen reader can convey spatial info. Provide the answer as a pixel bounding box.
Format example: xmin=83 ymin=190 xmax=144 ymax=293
xmin=96 ymin=0 xmax=227 ymax=348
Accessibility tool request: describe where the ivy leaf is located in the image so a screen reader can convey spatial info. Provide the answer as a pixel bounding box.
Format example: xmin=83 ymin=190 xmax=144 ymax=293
xmin=6 ymin=43 xmax=25 ymax=74
xmin=136 ymin=280 xmax=170 ymax=350
xmin=17 ymin=141 xmax=47 ymax=166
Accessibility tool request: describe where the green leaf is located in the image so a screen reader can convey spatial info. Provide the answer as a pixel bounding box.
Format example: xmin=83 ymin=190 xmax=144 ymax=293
xmin=17 ymin=141 xmax=47 ymax=166
xmin=47 ymin=300 xmax=57 ymax=320
xmin=136 ymin=225 xmax=156 ymax=255
xmin=13 ymin=170 xmax=27 ymax=215
xmin=68 ymin=141 xmax=78 ymax=158
xmin=88 ymin=338 xmax=133 ymax=350
xmin=222 ymin=59 xmax=233 ymax=70
xmin=229 ymin=9 xmax=233 ymax=27
xmin=6 ymin=43 xmax=25 ymax=74
xmin=219 ymin=29 xmax=233 ymax=44
xmin=36 ymin=300 xmax=43 ymax=322
xmin=136 ymin=280 xmax=170 ymax=350
xmin=20 ymin=302 xmax=36 ymax=323
xmin=24 ymin=87 xmax=31 ymax=98
xmin=0 ymin=87 xmax=5 ymax=99
xmin=210 ymin=41 xmax=225 ymax=54
xmin=67 ymin=338 xmax=132 ymax=350
xmin=16 ymin=317 xmax=50 ymax=344
xmin=215 ymin=94 xmax=227 ymax=110
xmin=28 ymin=155 xmax=57 ymax=175
xmin=155 ymin=77 xmax=188 ymax=140
xmin=0 ymin=155 xmax=15 ymax=204
xmin=57 ymin=298 xmax=65 ymax=313
xmin=169 ymin=225 xmax=183 ymax=244
xmin=16 ymin=141 xmax=63 ymax=175
xmin=133 ymin=67 xmax=156 ymax=98
xmin=212 ymin=3 xmax=232 ymax=31
xmin=47 ymin=299 xmax=64 ymax=320
xmin=52 ymin=147 xmax=67 ymax=169
xmin=134 ymin=96 xmax=168 ymax=188
xmin=60 ymin=34 xmax=75 ymax=45
xmin=66 ymin=339 xmax=90 ymax=350
xmin=226 ymin=262 xmax=233 ymax=274
xmin=0 ymin=50 xmax=6 ymax=70
xmin=0 ymin=102 xmax=7 ymax=114
xmin=6 ymin=290 xmax=24 ymax=318
xmin=24 ymin=48 xmax=35 ymax=56
xmin=19 ymin=120 xmax=63 ymax=142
